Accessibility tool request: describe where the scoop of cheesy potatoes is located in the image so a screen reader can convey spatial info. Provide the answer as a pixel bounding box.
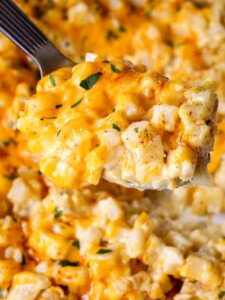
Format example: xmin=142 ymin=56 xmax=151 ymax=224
xmin=18 ymin=56 xmax=217 ymax=190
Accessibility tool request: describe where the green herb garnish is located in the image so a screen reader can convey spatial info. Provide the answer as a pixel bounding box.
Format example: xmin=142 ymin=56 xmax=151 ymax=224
xmin=106 ymin=30 xmax=118 ymax=40
xmin=54 ymin=207 xmax=62 ymax=219
xmin=59 ymin=260 xmax=79 ymax=267
xmin=12 ymin=216 xmax=17 ymax=222
xmin=40 ymin=116 xmax=57 ymax=120
xmin=2 ymin=138 xmax=16 ymax=147
xmin=145 ymin=8 xmax=152 ymax=18
xmin=86 ymin=262 xmax=90 ymax=268
xmin=21 ymin=254 xmax=26 ymax=265
xmin=134 ymin=127 xmax=138 ymax=133
xmin=71 ymin=98 xmax=83 ymax=108
xmin=3 ymin=174 xmax=15 ymax=181
xmin=112 ymin=123 xmax=121 ymax=132
xmin=72 ymin=241 xmax=80 ymax=249
xmin=0 ymin=289 xmax=3 ymax=298
xmin=80 ymin=72 xmax=102 ymax=90
xmin=111 ymin=64 xmax=121 ymax=73
xmin=119 ymin=26 xmax=127 ymax=32
xmin=165 ymin=39 xmax=173 ymax=47
xmin=56 ymin=129 xmax=61 ymax=137
xmin=55 ymin=104 xmax=63 ymax=109
xmin=219 ymin=291 xmax=225 ymax=299
xmin=2 ymin=141 xmax=9 ymax=147
xmin=96 ymin=248 xmax=112 ymax=254
xmin=179 ymin=133 xmax=184 ymax=143
xmin=50 ymin=74 xmax=56 ymax=86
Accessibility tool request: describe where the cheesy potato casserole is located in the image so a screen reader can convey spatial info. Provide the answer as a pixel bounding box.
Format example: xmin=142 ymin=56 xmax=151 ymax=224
xmin=18 ymin=56 xmax=217 ymax=190
xmin=1 ymin=0 xmax=225 ymax=300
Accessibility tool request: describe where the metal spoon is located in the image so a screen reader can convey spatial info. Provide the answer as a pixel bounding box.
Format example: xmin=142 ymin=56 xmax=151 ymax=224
xmin=0 ymin=0 xmax=74 ymax=77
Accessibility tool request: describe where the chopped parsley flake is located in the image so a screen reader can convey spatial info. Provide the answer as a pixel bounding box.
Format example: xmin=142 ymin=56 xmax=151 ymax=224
xmin=80 ymin=72 xmax=102 ymax=90
xmin=56 ymin=129 xmax=61 ymax=137
xmin=54 ymin=207 xmax=62 ymax=219
xmin=3 ymin=174 xmax=15 ymax=181
xmin=0 ymin=289 xmax=3 ymax=298
xmin=165 ymin=39 xmax=174 ymax=47
xmin=59 ymin=260 xmax=79 ymax=267
xmin=2 ymin=138 xmax=16 ymax=147
xmin=71 ymin=98 xmax=83 ymax=108
xmin=134 ymin=127 xmax=138 ymax=133
xmin=119 ymin=26 xmax=127 ymax=32
xmin=86 ymin=262 xmax=90 ymax=268
xmin=2 ymin=141 xmax=9 ymax=147
xmin=12 ymin=216 xmax=17 ymax=222
xmin=106 ymin=30 xmax=118 ymax=40
xmin=179 ymin=133 xmax=184 ymax=143
xmin=21 ymin=254 xmax=26 ymax=265
xmin=111 ymin=64 xmax=121 ymax=73
xmin=50 ymin=74 xmax=56 ymax=86
xmin=219 ymin=291 xmax=225 ymax=299
xmin=72 ymin=241 xmax=80 ymax=249
xmin=96 ymin=248 xmax=112 ymax=254
xmin=55 ymin=104 xmax=63 ymax=109
xmin=145 ymin=8 xmax=152 ymax=18
xmin=112 ymin=123 xmax=121 ymax=132
xmin=40 ymin=116 xmax=57 ymax=120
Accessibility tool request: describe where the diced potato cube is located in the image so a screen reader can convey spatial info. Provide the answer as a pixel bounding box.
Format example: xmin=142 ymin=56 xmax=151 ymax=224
xmin=122 ymin=228 xmax=145 ymax=258
xmin=122 ymin=121 xmax=164 ymax=164
xmin=156 ymin=246 xmax=184 ymax=276
xmin=167 ymin=145 xmax=197 ymax=182
xmin=29 ymin=230 xmax=71 ymax=260
xmin=180 ymin=255 xmax=221 ymax=288
xmin=53 ymin=266 xmax=90 ymax=295
xmin=0 ymin=260 xmax=21 ymax=289
xmin=133 ymin=212 xmax=153 ymax=237
xmin=7 ymin=272 xmax=50 ymax=300
xmin=76 ymin=226 xmax=103 ymax=254
xmin=164 ymin=231 xmax=193 ymax=255
xmin=142 ymin=234 xmax=164 ymax=265
xmin=93 ymin=197 xmax=124 ymax=221
xmin=192 ymin=186 xmax=224 ymax=215
xmin=148 ymin=104 xmax=179 ymax=132
xmin=86 ymin=250 xmax=129 ymax=281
